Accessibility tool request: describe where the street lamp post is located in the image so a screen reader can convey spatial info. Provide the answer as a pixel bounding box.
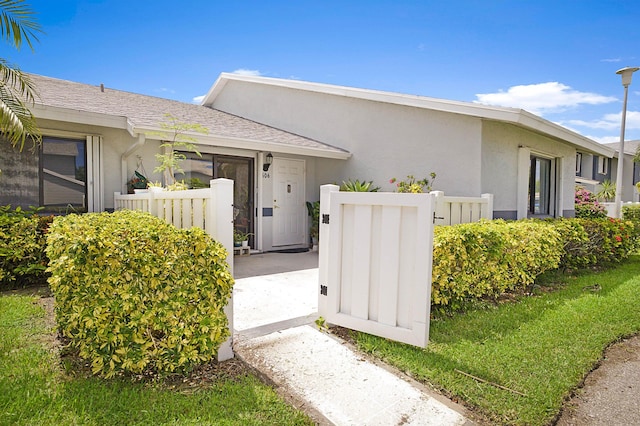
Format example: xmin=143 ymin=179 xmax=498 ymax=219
xmin=614 ymin=66 xmax=639 ymax=218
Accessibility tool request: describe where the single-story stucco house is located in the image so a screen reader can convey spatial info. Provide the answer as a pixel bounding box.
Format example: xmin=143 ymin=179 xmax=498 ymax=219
xmin=0 ymin=73 xmax=623 ymax=252
xmin=202 ymin=73 xmax=616 ymax=221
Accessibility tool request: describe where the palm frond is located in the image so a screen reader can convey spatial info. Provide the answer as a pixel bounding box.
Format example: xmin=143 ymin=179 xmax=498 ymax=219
xmin=0 ymin=61 xmax=40 ymax=150
xmin=0 ymin=0 xmax=41 ymax=51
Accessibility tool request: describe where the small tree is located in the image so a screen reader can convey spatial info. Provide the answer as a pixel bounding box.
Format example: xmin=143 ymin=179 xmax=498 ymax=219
xmin=149 ymin=114 xmax=208 ymax=185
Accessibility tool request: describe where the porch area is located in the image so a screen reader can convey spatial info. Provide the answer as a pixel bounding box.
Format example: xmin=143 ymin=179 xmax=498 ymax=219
xmin=232 ymin=251 xmax=319 ymax=339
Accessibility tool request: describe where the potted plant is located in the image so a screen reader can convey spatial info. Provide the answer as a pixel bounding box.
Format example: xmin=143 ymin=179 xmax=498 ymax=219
xmin=233 ymin=229 xmax=252 ymax=248
xmin=306 ymin=201 xmax=320 ymax=249
xmin=127 ymin=171 xmax=149 ymax=194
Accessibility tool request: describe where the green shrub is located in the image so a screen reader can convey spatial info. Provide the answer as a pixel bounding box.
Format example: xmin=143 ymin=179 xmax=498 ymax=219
xmin=431 ymin=220 xmax=562 ymax=310
xmin=623 ymin=204 xmax=640 ymax=221
xmin=622 ymin=204 xmax=640 ymax=246
xmin=576 ymin=217 xmax=636 ymax=265
xmin=46 ymin=210 xmax=234 ymax=378
xmin=545 ymin=218 xmax=593 ymax=270
xmin=0 ymin=206 xmax=52 ymax=289
xmin=574 ymin=186 xmax=607 ymax=218
xmin=431 ymin=217 xmax=637 ymax=312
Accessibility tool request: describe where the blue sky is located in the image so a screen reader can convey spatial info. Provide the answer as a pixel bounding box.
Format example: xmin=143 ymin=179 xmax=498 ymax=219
xmin=7 ymin=0 xmax=640 ymax=143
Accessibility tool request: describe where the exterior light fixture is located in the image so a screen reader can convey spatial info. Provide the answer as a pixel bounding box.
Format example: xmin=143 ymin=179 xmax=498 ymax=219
xmin=613 ymin=66 xmax=639 ymax=218
xmin=263 ymin=152 xmax=273 ymax=172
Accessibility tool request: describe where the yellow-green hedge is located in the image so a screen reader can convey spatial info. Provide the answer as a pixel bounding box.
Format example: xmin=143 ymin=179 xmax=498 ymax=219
xmin=46 ymin=210 xmax=233 ymax=378
xmin=431 ymin=220 xmax=563 ymax=310
xmin=0 ymin=207 xmax=52 ymax=289
xmin=431 ymin=217 xmax=638 ymax=311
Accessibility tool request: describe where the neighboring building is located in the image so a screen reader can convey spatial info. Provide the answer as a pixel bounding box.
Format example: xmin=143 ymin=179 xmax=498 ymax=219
xmin=202 ymin=73 xmax=614 ymax=220
xmin=0 ymin=73 xmax=619 ymax=251
xmin=603 ymin=140 xmax=640 ymax=202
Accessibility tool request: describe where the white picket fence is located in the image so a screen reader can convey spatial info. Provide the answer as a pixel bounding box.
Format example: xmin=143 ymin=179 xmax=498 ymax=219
xmin=431 ymin=191 xmax=494 ymax=225
xmin=114 ymin=179 xmax=235 ymax=362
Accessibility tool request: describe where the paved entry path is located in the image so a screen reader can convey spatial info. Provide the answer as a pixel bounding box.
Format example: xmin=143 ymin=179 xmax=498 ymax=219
xmin=232 ymin=252 xmax=474 ymax=426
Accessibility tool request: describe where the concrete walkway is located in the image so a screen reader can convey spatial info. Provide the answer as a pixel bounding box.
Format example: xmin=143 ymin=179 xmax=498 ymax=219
xmin=232 ymin=252 xmax=474 ymax=426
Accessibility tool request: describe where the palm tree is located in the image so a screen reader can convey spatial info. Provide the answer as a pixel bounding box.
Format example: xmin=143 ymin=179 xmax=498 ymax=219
xmin=0 ymin=0 xmax=41 ymax=150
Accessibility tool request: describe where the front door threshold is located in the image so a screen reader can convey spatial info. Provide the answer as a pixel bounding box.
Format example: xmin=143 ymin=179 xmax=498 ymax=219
xmin=234 ymin=313 xmax=318 ymax=343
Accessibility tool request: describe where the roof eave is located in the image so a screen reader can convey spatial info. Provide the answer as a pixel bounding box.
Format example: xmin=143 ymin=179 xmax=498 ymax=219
xmin=514 ymin=111 xmax=615 ymax=157
xmin=33 ymin=104 xmax=130 ymax=131
xmin=132 ymin=125 xmax=351 ymax=160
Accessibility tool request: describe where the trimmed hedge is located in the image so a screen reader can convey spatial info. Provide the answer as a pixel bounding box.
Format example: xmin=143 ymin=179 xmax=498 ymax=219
xmin=0 ymin=206 xmax=52 ymax=289
xmin=432 ymin=220 xmax=562 ymax=310
xmin=431 ymin=217 xmax=638 ymax=311
xmin=46 ymin=210 xmax=234 ymax=378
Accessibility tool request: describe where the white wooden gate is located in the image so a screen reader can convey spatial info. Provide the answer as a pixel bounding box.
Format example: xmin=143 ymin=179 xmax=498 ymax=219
xmin=318 ymin=185 xmax=435 ymax=347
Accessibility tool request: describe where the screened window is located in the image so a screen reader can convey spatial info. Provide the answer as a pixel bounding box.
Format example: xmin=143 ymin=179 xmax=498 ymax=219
xmin=529 ymin=156 xmax=552 ymax=216
xmin=597 ymin=156 xmax=609 ymax=175
xmin=0 ymin=136 xmax=87 ymax=211
xmin=576 ymin=152 xmax=582 ymax=176
xmin=41 ymin=137 xmax=87 ymax=210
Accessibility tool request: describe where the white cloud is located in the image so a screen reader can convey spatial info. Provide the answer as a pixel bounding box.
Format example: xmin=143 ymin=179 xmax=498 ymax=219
xmin=192 ymin=95 xmax=205 ymax=104
xmin=567 ymin=110 xmax=640 ymax=130
xmin=231 ymin=68 xmax=263 ymax=76
xmin=474 ymin=82 xmax=617 ymax=115
xmin=601 ymin=58 xmax=622 ymax=63
xmin=589 ymin=135 xmax=622 ymax=144
xmin=156 ymin=87 xmax=176 ymax=94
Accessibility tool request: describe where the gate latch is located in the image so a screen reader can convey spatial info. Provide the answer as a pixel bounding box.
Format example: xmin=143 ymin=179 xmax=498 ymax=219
xmin=320 ymin=285 xmax=327 ymax=296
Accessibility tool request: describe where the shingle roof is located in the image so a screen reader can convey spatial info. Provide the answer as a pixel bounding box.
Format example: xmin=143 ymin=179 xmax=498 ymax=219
xmin=28 ymin=73 xmax=348 ymax=157
xmin=604 ymin=140 xmax=640 ymax=156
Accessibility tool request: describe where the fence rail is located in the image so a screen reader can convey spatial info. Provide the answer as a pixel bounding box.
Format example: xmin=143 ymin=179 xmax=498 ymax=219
xmin=431 ymin=191 xmax=493 ymax=225
xmin=114 ymin=179 xmax=235 ymax=362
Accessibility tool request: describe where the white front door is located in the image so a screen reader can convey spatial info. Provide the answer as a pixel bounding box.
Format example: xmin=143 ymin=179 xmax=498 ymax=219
xmin=272 ymin=158 xmax=305 ymax=247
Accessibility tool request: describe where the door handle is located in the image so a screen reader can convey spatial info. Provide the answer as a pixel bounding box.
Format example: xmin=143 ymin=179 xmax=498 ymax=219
xmin=273 ymin=204 xmax=280 ymax=209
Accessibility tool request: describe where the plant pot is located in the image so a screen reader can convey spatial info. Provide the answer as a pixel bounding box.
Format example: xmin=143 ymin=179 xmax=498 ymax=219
xmin=134 ymin=189 xmax=149 ymax=194
xmin=234 ymin=241 xmax=241 ymax=247
xmin=149 ymin=186 xmax=165 ymax=193
xmin=242 ymin=240 xmax=249 ymax=248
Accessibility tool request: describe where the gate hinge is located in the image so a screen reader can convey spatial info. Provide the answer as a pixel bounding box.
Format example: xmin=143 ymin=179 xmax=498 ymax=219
xmin=322 ymin=214 xmax=330 ymax=224
xmin=433 ymin=212 xmax=444 ymax=224
xmin=320 ymin=284 xmax=327 ymax=296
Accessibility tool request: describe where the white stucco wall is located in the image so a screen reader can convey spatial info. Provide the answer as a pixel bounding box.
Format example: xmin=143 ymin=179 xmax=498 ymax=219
xmin=211 ymin=80 xmax=483 ymax=197
xmin=481 ymin=121 xmax=576 ymax=217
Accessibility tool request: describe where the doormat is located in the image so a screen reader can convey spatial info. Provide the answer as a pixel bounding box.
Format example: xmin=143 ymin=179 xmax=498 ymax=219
xmin=271 ymin=248 xmax=310 ymax=254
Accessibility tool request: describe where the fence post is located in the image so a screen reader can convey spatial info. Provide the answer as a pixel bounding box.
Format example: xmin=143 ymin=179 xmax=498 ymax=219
xmin=318 ymin=184 xmax=339 ymax=317
xmin=114 ymin=192 xmax=121 ymax=210
xmin=147 ymin=190 xmax=157 ymax=216
xmin=430 ymin=190 xmax=446 ymax=225
xmin=481 ymin=193 xmax=494 ymax=220
xmin=208 ymin=178 xmax=235 ymax=362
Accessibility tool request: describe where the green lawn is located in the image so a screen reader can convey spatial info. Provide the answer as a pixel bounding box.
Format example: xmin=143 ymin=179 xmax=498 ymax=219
xmin=0 ymin=293 xmax=312 ymax=426
xmin=354 ymin=256 xmax=640 ymax=425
